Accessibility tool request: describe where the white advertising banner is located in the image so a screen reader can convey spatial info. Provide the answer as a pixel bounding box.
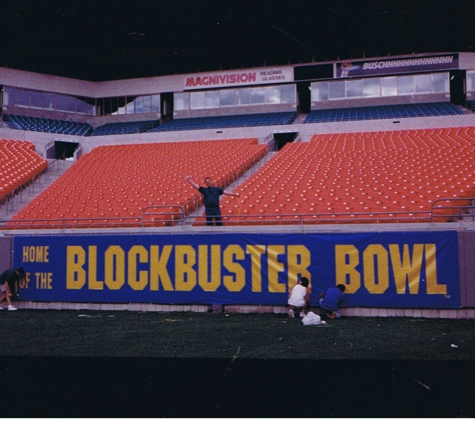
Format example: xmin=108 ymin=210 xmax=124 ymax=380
xmin=184 ymin=67 xmax=294 ymax=90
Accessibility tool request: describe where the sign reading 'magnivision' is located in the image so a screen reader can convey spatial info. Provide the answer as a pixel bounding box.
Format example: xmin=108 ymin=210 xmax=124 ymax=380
xmin=184 ymin=67 xmax=294 ymax=89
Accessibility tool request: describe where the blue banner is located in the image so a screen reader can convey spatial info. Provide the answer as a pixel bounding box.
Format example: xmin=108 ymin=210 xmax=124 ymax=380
xmin=13 ymin=231 xmax=461 ymax=308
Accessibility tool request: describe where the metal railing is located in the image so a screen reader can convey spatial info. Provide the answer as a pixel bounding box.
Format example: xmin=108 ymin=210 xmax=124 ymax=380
xmin=192 ymin=210 xmax=433 ymax=226
xmin=430 ymin=197 xmax=475 ymax=222
xmin=1 ymin=168 xmax=47 ymax=214
xmin=1 ymin=155 xmax=67 ymax=216
xmin=142 ymin=205 xmax=186 ymax=227
xmin=1 ymin=197 xmax=474 ymax=231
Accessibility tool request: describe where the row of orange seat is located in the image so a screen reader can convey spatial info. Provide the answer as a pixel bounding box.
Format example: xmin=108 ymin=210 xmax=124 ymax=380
xmin=210 ymin=127 xmax=475 ymax=225
xmin=7 ymin=138 xmax=267 ymax=228
xmin=0 ymin=139 xmax=47 ymax=200
xmin=5 ymin=127 xmax=475 ymax=229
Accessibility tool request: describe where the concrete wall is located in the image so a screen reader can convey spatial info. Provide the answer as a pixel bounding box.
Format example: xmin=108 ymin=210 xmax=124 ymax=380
xmin=0 ymin=236 xmax=12 ymax=271
xmin=459 ymin=231 xmax=475 ymax=307
xmin=2 ymin=224 xmax=475 ymax=315
xmin=0 ymin=64 xmax=294 ymax=98
xmin=2 ymin=113 xmax=475 ymax=156
xmin=0 ymin=68 xmax=96 ymax=97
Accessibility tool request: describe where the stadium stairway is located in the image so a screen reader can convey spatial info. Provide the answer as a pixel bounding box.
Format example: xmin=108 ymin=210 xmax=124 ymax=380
xmin=3 ymin=139 xmax=269 ymax=230
xmin=291 ymin=113 xmax=309 ymax=124
xmin=0 ymin=159 xmax=75 ymax=223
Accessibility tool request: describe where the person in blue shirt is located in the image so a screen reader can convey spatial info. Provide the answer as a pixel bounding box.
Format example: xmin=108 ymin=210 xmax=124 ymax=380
xmin=186 ymin=175 xmax=240 ymax=226
xmin=319 ymin=284 xmax=346 ymax=319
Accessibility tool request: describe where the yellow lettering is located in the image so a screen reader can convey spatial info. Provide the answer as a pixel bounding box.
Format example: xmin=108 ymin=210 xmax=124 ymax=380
xmin=88 ymin=246 xmax=103 ymax=290
xmin=389 ymin=244 xmax=423 ymax=294
xmin=198 ymin=245 xmax=221 ymax=292
xmin=105 ymin=246 xmax=125 ymax=290
xmin=287 ymin=245 xmax=311 ymax=291
xmin=246 ymin=245 xmax=265 ymax=292
xmin=150 ymin=246 xmax=174 ymax=291
xmin=22 ymin=245 xmax=50 ymax=262
xmin=363 ymin=245 xmax=389 ymax=294
xmin=128 ymin=245 xmax=148 ymax=291
xmin=35 ymin=272 xmax=52 ymax=289
xmin=335 ymin=245 xmax=360 ymax=293
xmin=20 ymin=272 xmax=30 ymax=289
xmin=425 ymin=244 xmax=446 ymax=294
xmin=268 ymin=245 xmax=286 ymax=293
xmin=66 ymin=246 xmax=86 ymax=289
xmin=175 ymin=245 xmax=196 ymax=291
xmin=35 ymin=246 xmax=49 ymax=262
xmin=223 ymin=245 xmax=245 ymax=292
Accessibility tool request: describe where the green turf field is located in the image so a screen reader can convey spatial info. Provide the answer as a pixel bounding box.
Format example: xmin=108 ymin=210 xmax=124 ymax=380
xmin=3 ymin=310 xmax=475 ymax=417
xmin=2 ymin=310 xmax=474 ymax=359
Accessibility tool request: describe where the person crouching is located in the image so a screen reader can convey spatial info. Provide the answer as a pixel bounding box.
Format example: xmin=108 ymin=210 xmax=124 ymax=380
xmin=319 ymin=284 xmax=346 ymax=319
xmin=287 ymin=276 xmax=310 ymax=318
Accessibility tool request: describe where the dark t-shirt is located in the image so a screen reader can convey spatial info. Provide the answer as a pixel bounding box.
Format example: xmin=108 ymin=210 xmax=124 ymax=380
xmin=0 ymin=268 xmax=18 ymax=285
xmin=199 ymin=186 xmax=224 ymax=208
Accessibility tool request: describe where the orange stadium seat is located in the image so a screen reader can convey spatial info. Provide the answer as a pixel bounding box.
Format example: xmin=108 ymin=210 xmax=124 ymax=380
xmin=4 ymin=128 xmax=475 ymax=229
xmin=5 ymin=138 xmax=267 ymax=229
xmin=0 ymin=139 xmax=47 ymax=201
xmin=218 ymin=127 xmax=475 ymax=225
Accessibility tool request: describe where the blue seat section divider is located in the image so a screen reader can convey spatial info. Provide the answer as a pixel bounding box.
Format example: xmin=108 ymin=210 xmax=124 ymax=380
xmin=304 ymin=102 xmax=467 ymax=124
xmin=3 ymin=114 xmax=93 ymax=136
xmin=149 ymin=112 xmax=297 ymax=132
xmin=90 ymin=120 xmax=160 ymax=136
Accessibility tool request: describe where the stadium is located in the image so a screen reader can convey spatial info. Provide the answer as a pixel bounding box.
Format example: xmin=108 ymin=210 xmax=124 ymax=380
xmin=3 ymin=2 xmax=475 ymax=417
xmin=1 ymin=51 xmax=475 ymax=319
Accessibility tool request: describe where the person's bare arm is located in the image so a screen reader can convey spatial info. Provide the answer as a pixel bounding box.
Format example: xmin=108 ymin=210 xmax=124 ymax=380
xmin=223 ymin=189 xmax=240 ymax=197
xmin=185 ymin=175 xmax=200 ymax=190
xmin=288 ymin=285 xmax=294 ymax=299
